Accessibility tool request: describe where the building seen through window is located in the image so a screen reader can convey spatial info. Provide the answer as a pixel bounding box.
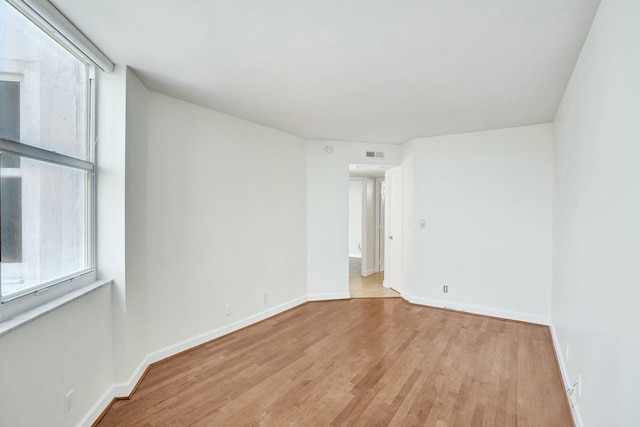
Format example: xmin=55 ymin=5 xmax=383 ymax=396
xmin=0 ymin=0 xmax=95 ymax=314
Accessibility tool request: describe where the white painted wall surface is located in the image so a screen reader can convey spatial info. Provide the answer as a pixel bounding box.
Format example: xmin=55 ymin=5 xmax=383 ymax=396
xmin=552 ymin=0 xmax=640 ymax=425
xmin=307 ymin=141 xmax=401 ymax=300
xmin=0 ymin=66 xmax=127 ymax=427
xmin=145 ymin=92 xmax=308 ymax=352
xmin=96 ymin=66 xmax=127 ymax=385
xmin=410 ymin=125 xmax=553 ymax=323
xmin=123 ymin=68 xmax=150 ymax=379
xmin=348 ymin=179 xmax=363 ymax=258
xmin=0 ymin=286 xmax=113 ymax=427
xmin=400 ymin=142 xmax=415 ymax=297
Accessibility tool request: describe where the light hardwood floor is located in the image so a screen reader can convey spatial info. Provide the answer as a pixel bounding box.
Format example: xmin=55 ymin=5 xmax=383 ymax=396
xmin=96 ymin=299 xmax=573 ymax=426
xmin=349 ymin=257 xmax=400 ymax=298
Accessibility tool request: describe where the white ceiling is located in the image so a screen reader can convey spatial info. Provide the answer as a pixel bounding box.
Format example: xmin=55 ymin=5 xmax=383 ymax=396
xmin=53 ymin=0 xmax=600 ymax=144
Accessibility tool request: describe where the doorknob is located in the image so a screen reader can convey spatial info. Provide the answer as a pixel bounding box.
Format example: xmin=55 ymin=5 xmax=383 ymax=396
xmin=388 ymin=236 xmax=393 ymax=240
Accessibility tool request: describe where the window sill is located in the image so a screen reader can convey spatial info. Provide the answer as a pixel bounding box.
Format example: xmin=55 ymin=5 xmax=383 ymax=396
xmin=0 ymin=279 xmax=112 ymax=337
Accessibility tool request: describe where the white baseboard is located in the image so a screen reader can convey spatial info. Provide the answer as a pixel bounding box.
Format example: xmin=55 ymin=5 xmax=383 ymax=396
xmin=80 ymin=292 xmax=558 ymax=427
xmin=406 ymin=294 xmax=550 ymax=325
xmin=348 ymin=253 xmax=362 ymax=258
xmin=79 ymin=386 xmax=117 ymax=427
xmin=79 ymin=357 xmax=151 ymax=426
xmin=404 ymin=295 xmax=580 ymax=422
xmin=110 ymin=357 xmax=151 ymax=398
xmin=404 ymin=295 xmax=578 ymax=423
xmin=307 ymin=292 xmax=350 ymax=301
xmin=79 ymin=295 xmax=308 ymax=427
xmin=145 ymin=295 xmax=308 ymax=366
xmin=550 ymin=324 xmax=584 ymax=427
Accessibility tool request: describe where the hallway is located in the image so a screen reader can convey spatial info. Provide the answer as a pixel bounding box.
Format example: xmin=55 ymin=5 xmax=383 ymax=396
xmin=349 ymin=257 xmax=400 ymax=298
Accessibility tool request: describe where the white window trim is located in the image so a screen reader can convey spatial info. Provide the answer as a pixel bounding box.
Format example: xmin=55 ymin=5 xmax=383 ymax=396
xmin=0 ymin=278 xmax=112 ymax=337
xmin=4 ymin=0 xmax=114 ymax=72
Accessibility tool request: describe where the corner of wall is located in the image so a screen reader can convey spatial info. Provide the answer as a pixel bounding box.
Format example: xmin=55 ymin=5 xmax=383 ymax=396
xmin=80 ymin=295 xmax=308 ymax=426
xmin=549 ymin=322 xmax=584 ymax=427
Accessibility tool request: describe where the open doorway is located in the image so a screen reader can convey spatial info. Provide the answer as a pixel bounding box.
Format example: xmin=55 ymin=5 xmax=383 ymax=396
xmin=349 ymin=164 xmax=400 ymax=298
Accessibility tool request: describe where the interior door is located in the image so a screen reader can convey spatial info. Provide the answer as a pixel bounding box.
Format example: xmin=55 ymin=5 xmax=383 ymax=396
xmin=384 ymin=165 xmax=402 ymax=293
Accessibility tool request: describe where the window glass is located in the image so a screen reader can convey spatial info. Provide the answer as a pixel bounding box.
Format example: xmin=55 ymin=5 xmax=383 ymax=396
xmin=1 ymin=155 xmax=88 ymax=299
xmin=0 ymin=0 xmax=87 ymax=160
xmin=0 ymin=0 xmax=97 ymax=318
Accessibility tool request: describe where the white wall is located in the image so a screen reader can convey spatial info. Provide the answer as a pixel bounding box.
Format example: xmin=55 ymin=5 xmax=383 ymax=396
xmin=94 ymin=66 xmax=149 ymax=388
xmin=1 ymin=68 xmax=311 ymax=426
xmin=401 ymin=142 xmax=415 ymax=296
xmin=0 ymin=286 xmax=113 ymax=427
xmin=123 ymin=68 xmax=150 ymax=379
xmin=95 ymin=66 xmax=127 ymax=386
xmin=307 ymin=141 xmax=401 ymax=300
xmin=348 ymin=179 xmax=363 ymax=257
xmin=410 ymin=124 xmax=553 ymax=323
xmin=0 ymin=66 xmax=129 ymax=427
xmin=552 ymin=0 xmax=640 ymax=425
xmin=144 ymin=92 xmax=308 ymax=352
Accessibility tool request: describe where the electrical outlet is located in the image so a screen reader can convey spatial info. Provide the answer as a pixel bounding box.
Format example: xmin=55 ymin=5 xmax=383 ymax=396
xmin=263 ymin=292 xmax=268 ymax=304
xmin=225 ymin=303 xmax=231 ymax=316
xmin=443 ymin=285 xmax=448 ymax=293
xmin=65 ymin=390 xmax=73 ymax=418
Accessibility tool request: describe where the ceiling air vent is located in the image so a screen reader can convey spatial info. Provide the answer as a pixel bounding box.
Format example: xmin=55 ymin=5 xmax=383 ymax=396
xmin=365 ymin=151 xmax=384 ymax=158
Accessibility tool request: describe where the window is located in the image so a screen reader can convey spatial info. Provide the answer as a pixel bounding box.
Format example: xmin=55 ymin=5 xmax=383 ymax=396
xmin=0 ymin=0 xmax=100 ymax=320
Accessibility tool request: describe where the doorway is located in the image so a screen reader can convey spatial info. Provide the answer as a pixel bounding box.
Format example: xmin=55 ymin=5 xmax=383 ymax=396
xmin=348 ymin=165 xmax=400 ymax=299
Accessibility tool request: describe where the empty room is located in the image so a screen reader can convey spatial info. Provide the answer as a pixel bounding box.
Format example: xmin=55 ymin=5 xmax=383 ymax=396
xmin=0 ymin=0 xmax=638 ymax=426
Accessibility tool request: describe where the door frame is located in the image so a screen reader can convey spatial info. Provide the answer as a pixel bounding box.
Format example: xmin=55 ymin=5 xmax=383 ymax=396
xmin=383 ymin=165 xmax=403 ymax=293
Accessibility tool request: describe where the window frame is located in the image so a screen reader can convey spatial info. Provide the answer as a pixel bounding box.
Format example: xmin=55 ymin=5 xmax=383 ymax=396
xmin=0 ymin=1 xmax=100 ymax=321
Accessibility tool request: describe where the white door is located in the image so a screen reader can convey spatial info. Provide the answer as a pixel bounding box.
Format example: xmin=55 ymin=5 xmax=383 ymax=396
xmin=384 ymin=166 xmax=402 ymax=293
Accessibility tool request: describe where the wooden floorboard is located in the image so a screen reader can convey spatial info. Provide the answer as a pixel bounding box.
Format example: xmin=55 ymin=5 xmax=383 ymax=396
xmin=96 ymin=299 xmax=573 ymax=426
